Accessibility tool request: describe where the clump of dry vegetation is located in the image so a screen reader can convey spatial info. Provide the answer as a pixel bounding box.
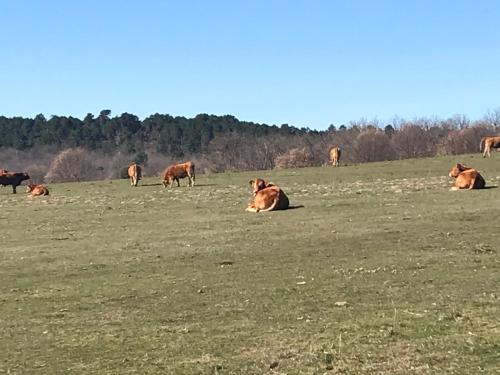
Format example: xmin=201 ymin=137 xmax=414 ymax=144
xmin=275 ymin=147 xmax=315 ymax=169
xmin=44 ymin=148 xmax=105 ymax=183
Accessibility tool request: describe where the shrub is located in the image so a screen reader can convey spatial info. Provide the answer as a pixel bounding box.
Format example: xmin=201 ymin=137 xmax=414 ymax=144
xmin=275 ymin=148 xmax=315 ymax=169
xmin=45 ymin=148 xmax=104 ymax=182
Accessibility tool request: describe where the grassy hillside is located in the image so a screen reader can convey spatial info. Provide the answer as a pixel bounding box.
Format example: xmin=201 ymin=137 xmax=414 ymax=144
xmin=1 ymin=154 xmax=499 ymax=374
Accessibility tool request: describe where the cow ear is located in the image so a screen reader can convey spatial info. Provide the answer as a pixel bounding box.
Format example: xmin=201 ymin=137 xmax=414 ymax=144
xmin=249 ymin=180 xmax=254 ymax=186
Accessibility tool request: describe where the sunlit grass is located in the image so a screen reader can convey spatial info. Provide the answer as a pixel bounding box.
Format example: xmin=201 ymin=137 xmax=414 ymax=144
xmin=1 ymin=154 xmax=499 ymax=374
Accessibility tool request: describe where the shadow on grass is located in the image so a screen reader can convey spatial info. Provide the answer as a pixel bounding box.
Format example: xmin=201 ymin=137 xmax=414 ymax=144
xmin=192 ymin=183 xmax=217 ymax=187
xmin=287 ymin=205 xmax=305 ymax=210
xmin=140 ymin=183 xmax=163 ymax=187
xmin=483 ymin=186 xmax=498 ymax=190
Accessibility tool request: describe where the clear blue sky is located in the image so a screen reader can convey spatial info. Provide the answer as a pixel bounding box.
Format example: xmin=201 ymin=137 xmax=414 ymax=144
xmin=1 ymin=1 xmax=499 ymax=130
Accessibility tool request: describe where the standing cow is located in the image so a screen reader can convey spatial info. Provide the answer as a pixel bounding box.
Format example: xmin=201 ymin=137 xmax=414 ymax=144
xmin=329 ymin=147 xmax=341 ymax=166
xmin=162 ymin=161 xmax=195 ymax=188
xmin=0 ymin=172 xmax=30 ymax=193
xmin=127 ymin=163 xmax=142 ymax=187
xmin=480 ymin=136 xmax=500 ymax=158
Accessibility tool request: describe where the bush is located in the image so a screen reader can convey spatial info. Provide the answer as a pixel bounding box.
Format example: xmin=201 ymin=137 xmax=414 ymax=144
xmin=275 ymin=148 xmax=315 ymax=169
xmin=45 ymin=148 xmax=104 ymax=182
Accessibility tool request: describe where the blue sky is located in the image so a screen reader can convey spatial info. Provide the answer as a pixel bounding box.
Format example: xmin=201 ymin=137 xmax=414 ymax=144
xmin=1 ymin=1 xmax=499 ymax=130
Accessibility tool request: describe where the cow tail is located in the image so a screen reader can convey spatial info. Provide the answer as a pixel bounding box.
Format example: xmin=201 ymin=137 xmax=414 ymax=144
xmin=259 ymin=197 xmax=279 ymax=212
xmin=479 ymin=137 xmax=485 ymax=151
xmin=191 ymin=164 xmax=195 ymax=181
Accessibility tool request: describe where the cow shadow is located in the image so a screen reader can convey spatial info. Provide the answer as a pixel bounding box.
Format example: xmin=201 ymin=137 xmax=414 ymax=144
xmin=287 ymin=204 xmax=304 ymax=210
xmin=483 ymin=186 xmax=498 ymax=190
xmin=141 ymin=183 xmax=163 ymax=187
xmin=193 ymin=183 xmax=217 ymax=187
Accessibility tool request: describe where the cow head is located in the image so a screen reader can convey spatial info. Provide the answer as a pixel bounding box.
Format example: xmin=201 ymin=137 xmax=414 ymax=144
xmin=163 ymin=175 xmax=173 ymax=187
xmin=249 ymin=178 xmax=267 ymax=196
xmin=449 ymin=163 xmax=468 ymax=178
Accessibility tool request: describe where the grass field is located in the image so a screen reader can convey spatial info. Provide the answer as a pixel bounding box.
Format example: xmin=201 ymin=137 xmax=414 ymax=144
xmin=1 ymin=154 xmax=499 ymax=374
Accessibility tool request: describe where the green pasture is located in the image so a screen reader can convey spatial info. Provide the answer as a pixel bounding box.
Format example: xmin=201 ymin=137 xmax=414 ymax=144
xmin=1 ymin=154 xmax=499 ymax=374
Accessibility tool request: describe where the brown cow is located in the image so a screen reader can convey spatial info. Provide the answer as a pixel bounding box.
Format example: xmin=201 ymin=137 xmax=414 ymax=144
xmin=26 ymin=184 xmax=49 ymax=196
xmin=0 ymin=172 xmax=30 ymax=193
xmin=246 ymin=178 xmax=289 ymax=212
xmin=162 ymin=161 xmax=195 ymax=188
xmin=480 ymin=136 xmax=500 ymax=158
xmin=127 ymin=163 xmax=142 ymax=187
xmin=448 ymin=163 xmax=485 ymax=191
xmin=249 ymin=178 xmax=274 ymax=196
xmin=329 ymin=147 xmax=341 ymax=166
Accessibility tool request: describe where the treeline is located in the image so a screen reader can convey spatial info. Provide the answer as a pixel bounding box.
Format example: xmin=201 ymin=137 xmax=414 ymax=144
xmin=0 ymin=109 xmax=499 ymax=182
xmin=0 ymin=110 xmax=309 ymax=156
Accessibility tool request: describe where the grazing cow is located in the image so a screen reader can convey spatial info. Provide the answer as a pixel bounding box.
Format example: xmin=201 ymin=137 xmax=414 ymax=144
xmin=26 ymin=184 xmax=49 ymax=196
xmin=249 ymin=178 xmax=274 ymax=196
xmin=127 ymin=163 xmax=142 ymax=187
xmin=448 ymin=163 xmax=485 ymax=191
xmin=246 ymin=179 xmax=289 ymax=212
xmin=162 ymin=161 xmax=195 ymax=188
xmin=329 ymin=147 xmax=341 ymax=166
xmin=0 ymin=172 xmax=30 ymax=193
xmin=480 ymin=136 xmax=500 ymax=158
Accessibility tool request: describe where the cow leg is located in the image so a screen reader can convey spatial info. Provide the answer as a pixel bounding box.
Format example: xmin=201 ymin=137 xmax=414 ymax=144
xmin=12 ymin=185 xmax=17 ymax=194
xmin=176 ymin=178 xmax=180 ymax=187
xmin=468 ymin=176 xmax=477 ymax=190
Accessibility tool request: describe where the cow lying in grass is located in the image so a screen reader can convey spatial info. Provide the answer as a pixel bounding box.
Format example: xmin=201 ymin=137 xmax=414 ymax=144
xmin=249 ymin=178 xmax=273 ymax=196
xmin=448 ymin=163 xmax=485 ymax=190
xmin=0 ymin=172 xmax=30 ymax=193
xmin=246 ymin=178 xmax=289 ymax=212
xmin=162 ymin=161 xmax=195 ymax=188
xmin=26 ymin=184 xmax=49 ymax=196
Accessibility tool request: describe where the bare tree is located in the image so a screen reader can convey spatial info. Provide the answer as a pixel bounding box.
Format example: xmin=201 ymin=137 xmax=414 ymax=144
xmin=437 ymin=124 xmax=493 ymax=155
xmin=483 ymin=108 xmax=500 ymax=129
xmin=392 ymin=123 xmax=433 ymax=159
xmin=354 ymin=129 xmax=395 ymax=162
xmin=45 ymin=148 xmax=104 ymax=182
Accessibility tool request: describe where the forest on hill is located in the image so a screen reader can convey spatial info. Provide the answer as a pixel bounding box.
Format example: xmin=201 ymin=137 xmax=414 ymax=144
xmin=0 ymin=109 xmax=499 ymax=183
